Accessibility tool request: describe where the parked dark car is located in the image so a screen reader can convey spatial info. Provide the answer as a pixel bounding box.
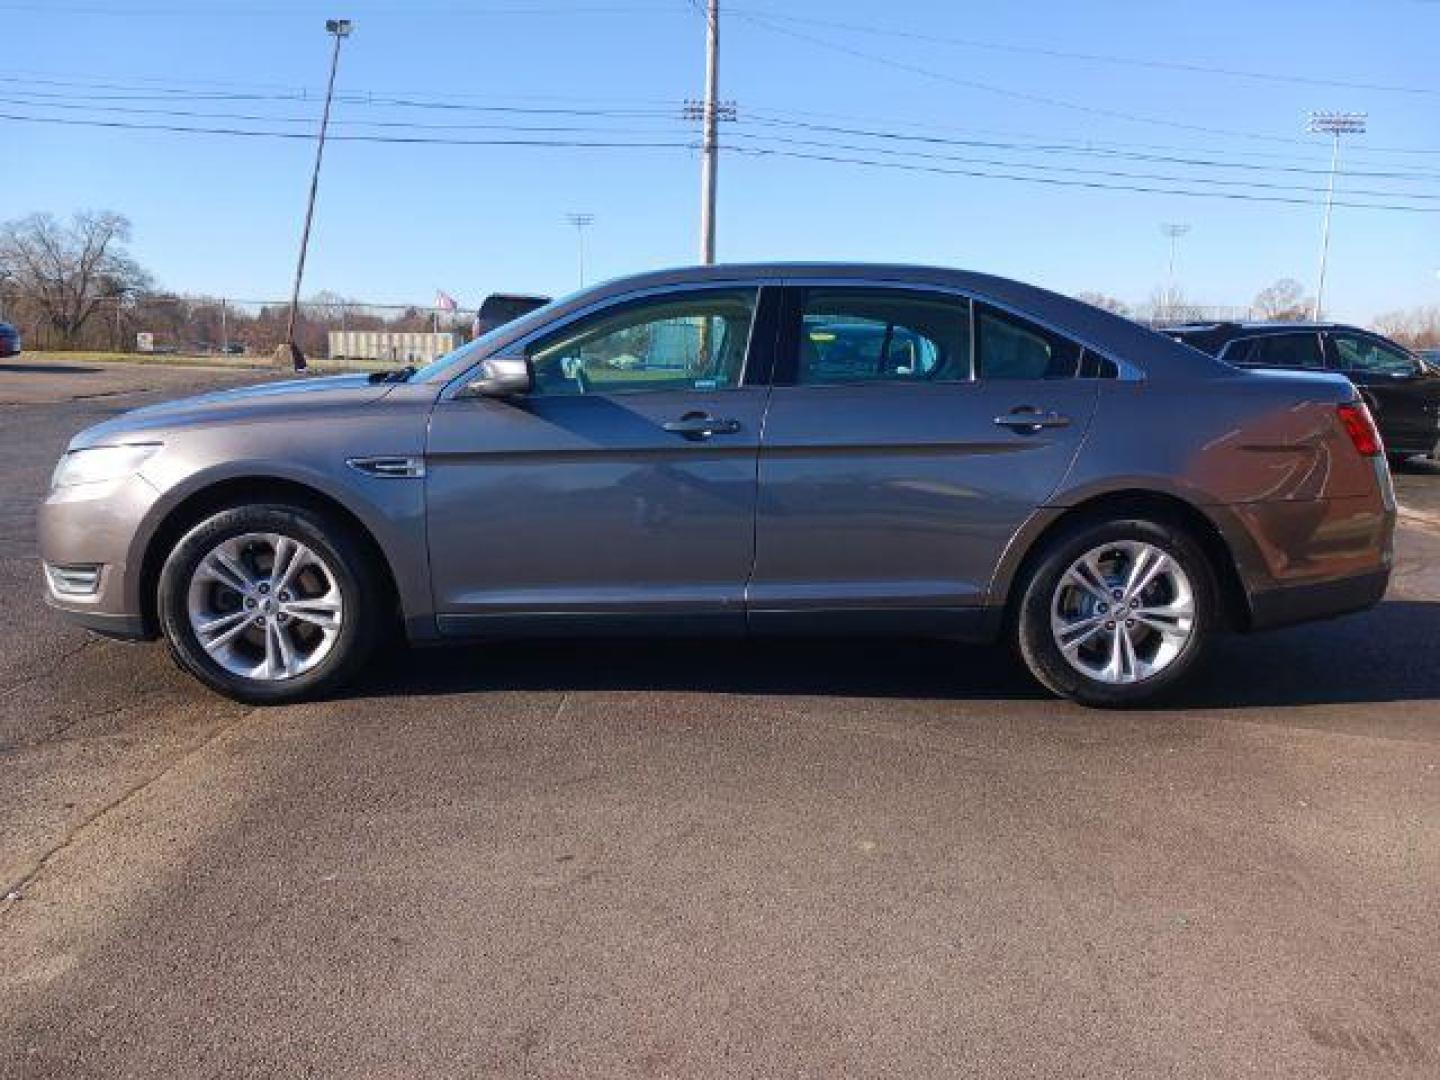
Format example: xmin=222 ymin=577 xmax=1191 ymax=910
xmin=1164 ymin=322 xmax=1440 ymax=466
xmin=40 ymin=264 xmax=1394 ymax=708
xmin=0 ymin=321 xmax=20 ymax=358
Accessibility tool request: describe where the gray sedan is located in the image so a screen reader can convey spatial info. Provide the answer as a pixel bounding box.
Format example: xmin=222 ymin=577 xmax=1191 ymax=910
xmin=40 ymin=264 xmax=1395 ymax=707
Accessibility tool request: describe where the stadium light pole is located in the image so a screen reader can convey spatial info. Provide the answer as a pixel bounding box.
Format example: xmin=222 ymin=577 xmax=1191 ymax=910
xmin=1307 ymin=111 xmax=1366 ymax=321
xmin=279 ymin=18 xmax=353 ymax=373
xmin=1160 ymin=223 xmax=1190 ymax=320
xmin=566 ymin=213 xmax=595 ymax=287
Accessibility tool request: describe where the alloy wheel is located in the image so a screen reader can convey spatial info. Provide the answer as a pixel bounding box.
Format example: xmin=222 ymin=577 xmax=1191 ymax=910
xmin=185 ymin=532 xmax=344 ymax=681
xmin=1049 ymin=540 xmax=1196 ymax=685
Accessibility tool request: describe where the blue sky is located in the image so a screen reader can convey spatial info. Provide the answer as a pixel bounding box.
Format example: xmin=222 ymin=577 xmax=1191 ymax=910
xmin=4 ymin=0 xmax=1438 ymax=321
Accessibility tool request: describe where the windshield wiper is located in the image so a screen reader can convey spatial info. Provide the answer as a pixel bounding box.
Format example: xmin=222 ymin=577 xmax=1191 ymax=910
xmin=367 ymin=365 xmax=417 ymax=384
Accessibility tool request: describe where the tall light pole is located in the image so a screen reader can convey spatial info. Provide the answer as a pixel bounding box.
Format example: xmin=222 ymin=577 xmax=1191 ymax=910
xmin=566 ymin=212 xmax=595 ymax=287
xmin=279 ymin=18 xmax=352 ymax=372
xmin=698 ymin=0 xmax=719 ymax=264
xmin=1160 ymin=223 xmax=1190 ymax=320
xmin=1308 ymin=111 xmax=1366 ymax=321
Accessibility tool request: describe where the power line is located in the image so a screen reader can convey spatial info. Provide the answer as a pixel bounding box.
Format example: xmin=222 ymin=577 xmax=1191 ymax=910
xmin=724 ymin=145 xmax=1440 ymax=214
xmin=0 ymin=110 xmax=696 ymax=149
xmin=730 ymin=10 xmax=1410 ymax=149
xmin=10 ymin=67 xmax=1440 ymax=161
xmin=735 ymin=115 xmax=1440 ymax=183
xmin=0 ymin=2 xmax=679 ymax=15
xmin=726 ymin=8 xmax=1440 ymax=98
xmin=721 ymin=130 xmax=1440 ymax=201
xmin=5 ymin=107 xmax=1438 ymax=213
xmin=16 ymin=89 xmax=1438 ymax=192
xmin=0 ymin=95 xmax=692 ymax=135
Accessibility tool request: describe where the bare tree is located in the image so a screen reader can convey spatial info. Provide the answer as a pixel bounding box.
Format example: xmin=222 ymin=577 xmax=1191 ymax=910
xmin=1373 ymin=304 xmax=1440 ymax=350
xmin=1252 ymin=278 xmax=1313 ymax=321
xmin=0 ymin=211 xmax=152 ymax=345
xmin=1145 ymin=285 xmax=1201 ymax=325
xmin=1074 ymin=292 xmax=1132 ymax=317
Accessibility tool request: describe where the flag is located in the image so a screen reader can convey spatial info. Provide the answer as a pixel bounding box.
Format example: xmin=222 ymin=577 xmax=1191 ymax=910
xmin=435 ymin=290 xmax=458 ymax=312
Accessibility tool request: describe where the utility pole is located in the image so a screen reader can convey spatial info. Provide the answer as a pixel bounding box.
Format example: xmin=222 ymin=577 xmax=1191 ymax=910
xmin=698 ymin=0 xmax=719 ymax=264
xmin=279 ymin=18 xmax=352 ymax=373
xmin=565 ymin=213 xmax=595 ymax=287
xmin=1308 ymin=111 xmax=1366 ymax=321
xmin=1160 ymin=223 xmax=1190 ymax=320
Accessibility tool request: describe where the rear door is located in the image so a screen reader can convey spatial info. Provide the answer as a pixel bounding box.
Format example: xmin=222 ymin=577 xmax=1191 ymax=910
xmin=748 ymin=284 xmax=1103 ymax=633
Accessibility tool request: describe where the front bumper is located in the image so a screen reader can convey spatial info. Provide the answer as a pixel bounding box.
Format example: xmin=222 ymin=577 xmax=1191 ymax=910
xmin=42 ymin=598 xmax=151 ymax=640
xmin=38 ymin=472 xmax=163 ymax=640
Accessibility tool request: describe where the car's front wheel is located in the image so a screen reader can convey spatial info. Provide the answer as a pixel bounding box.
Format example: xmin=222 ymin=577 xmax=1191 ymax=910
xmin=1014 ymin=517 xmax=1219 ymax=707
xmin=156 ymin=503 xmax=381 ymax=703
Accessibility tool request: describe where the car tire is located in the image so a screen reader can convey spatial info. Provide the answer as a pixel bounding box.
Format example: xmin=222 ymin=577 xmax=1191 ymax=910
xmin=156 ymin=503 xmax=382 ymax=704
xmin=1014 ymin=516 xmax=1219 ymax=708
xmin=1387 ymin=453 xmax=1412 ymax=470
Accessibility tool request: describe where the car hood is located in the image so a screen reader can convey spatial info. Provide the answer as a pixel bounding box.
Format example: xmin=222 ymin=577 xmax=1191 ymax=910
xmin=68 ymin=373 xmax=398 ymax=449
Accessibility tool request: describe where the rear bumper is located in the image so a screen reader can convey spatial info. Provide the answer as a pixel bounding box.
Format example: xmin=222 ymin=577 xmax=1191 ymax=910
xmin=1248 ymin=568 xmax=1389 ymax=631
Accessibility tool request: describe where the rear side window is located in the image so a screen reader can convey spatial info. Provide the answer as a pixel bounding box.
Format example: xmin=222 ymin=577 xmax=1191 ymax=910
xmin=795 ymin=288 xmax=971 ymax=385
xmin=1226 ymin=333 xmax=1325 ymax=369
xmin=975 ymin=305 xmax=1082 ymax=379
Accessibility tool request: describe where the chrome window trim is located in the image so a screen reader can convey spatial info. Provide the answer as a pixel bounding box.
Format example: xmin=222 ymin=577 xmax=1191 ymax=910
xmin=778 ymin=275 xmax=1143 ymax=382
xmin=440 ymin=279 xmax=768 ymax=401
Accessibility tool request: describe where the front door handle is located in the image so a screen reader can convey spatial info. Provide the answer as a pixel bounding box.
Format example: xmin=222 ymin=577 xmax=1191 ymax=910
xmin=662 ymin=413 xmax=742 ymax=439
xmin=994 ymin=408 xmax=1071 ymax=433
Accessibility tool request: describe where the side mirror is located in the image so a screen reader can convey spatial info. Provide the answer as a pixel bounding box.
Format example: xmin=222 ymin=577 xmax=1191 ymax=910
xmin=460 ymin=356 xmax=532 ymax=398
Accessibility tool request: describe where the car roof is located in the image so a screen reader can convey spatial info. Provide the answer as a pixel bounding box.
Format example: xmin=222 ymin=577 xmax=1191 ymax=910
xmin=423 ymin=262 xmax=1231 ymax=383
xmin=1166 ymin=320 xmax=1369 ymax=337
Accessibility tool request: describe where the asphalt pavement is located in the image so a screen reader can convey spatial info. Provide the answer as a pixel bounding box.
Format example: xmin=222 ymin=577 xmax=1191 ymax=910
xmin=1 ymin=359 xmax=1437 ymax=1078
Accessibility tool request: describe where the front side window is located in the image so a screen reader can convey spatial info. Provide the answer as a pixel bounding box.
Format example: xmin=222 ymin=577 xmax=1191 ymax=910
xmin=1332 ymin=333 xmax=1417 ymax=376
xmin=795 ymin=288 xmax=970 ymax=385
xmin=526 ymin=288 xmax=757 ymax=395
xmin=1227 ymin=333 xmax=1325 ymax=370
xmin=975 ymin=305 xmax=1082 ymax=379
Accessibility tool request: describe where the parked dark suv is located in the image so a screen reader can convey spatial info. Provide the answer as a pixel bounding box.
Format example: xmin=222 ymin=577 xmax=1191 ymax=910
xmin=0 ymin=321 xmax=20 ymax=358
xmin=1164 ymin=322 xmax=1440 ymax=466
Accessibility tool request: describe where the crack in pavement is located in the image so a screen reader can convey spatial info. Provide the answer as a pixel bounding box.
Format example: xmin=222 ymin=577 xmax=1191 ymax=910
xmin=0 ymin=703 xmax=261 ymax=911
xmin=0 ymin=637 xmax=98 ymax=700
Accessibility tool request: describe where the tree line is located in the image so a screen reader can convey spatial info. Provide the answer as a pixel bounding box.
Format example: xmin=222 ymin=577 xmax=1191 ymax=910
xmin=0 ymin=211 xmax=465 ymax=355
xmin=3 ymin=210 xmax=1436 ymax=354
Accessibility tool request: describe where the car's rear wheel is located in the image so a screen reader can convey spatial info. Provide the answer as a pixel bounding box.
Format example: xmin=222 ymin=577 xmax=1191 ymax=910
xmin=157 ymin=504 xmax=380 ymax=703
xmin=1014 ymin=517 xmax=1218 ymax=708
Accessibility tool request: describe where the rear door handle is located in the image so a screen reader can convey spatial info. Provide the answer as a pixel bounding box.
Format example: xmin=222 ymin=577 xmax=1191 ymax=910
xmin=662 ymin=413 xmax=742 ymax=439
xmin=994 ymin=408 xmax=1071 ymax=432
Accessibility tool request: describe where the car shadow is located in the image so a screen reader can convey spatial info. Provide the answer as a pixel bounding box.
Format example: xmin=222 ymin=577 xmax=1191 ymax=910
xmin=350 ymin=599 xmax=1440 ymax=710
xmin=0 ymin=362 xmax=101 ymax=375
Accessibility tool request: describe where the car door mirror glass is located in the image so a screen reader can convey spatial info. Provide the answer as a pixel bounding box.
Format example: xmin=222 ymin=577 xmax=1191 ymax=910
xmin=460 ymin=356 xmax=533 ymax=398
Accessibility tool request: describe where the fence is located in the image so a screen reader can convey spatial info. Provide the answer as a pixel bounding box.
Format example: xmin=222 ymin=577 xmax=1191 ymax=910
xmin=0 ymin=294 xmax=474 ymax=360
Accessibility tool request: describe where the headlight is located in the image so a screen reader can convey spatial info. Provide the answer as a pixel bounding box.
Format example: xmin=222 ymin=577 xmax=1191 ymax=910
xmin=51 ymin=443 xmax=161 ymax=489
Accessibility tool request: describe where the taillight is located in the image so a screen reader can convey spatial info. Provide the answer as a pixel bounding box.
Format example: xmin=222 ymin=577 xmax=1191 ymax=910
xmin=1336 ymin=402 xmax=1382 ymax=457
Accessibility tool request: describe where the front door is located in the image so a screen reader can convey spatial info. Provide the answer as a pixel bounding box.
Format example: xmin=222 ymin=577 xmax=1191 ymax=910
xmin=749 ymin=286 xmax=1102 ymax=633
xmin=425 ymin=285 xmax=774 ymax=635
